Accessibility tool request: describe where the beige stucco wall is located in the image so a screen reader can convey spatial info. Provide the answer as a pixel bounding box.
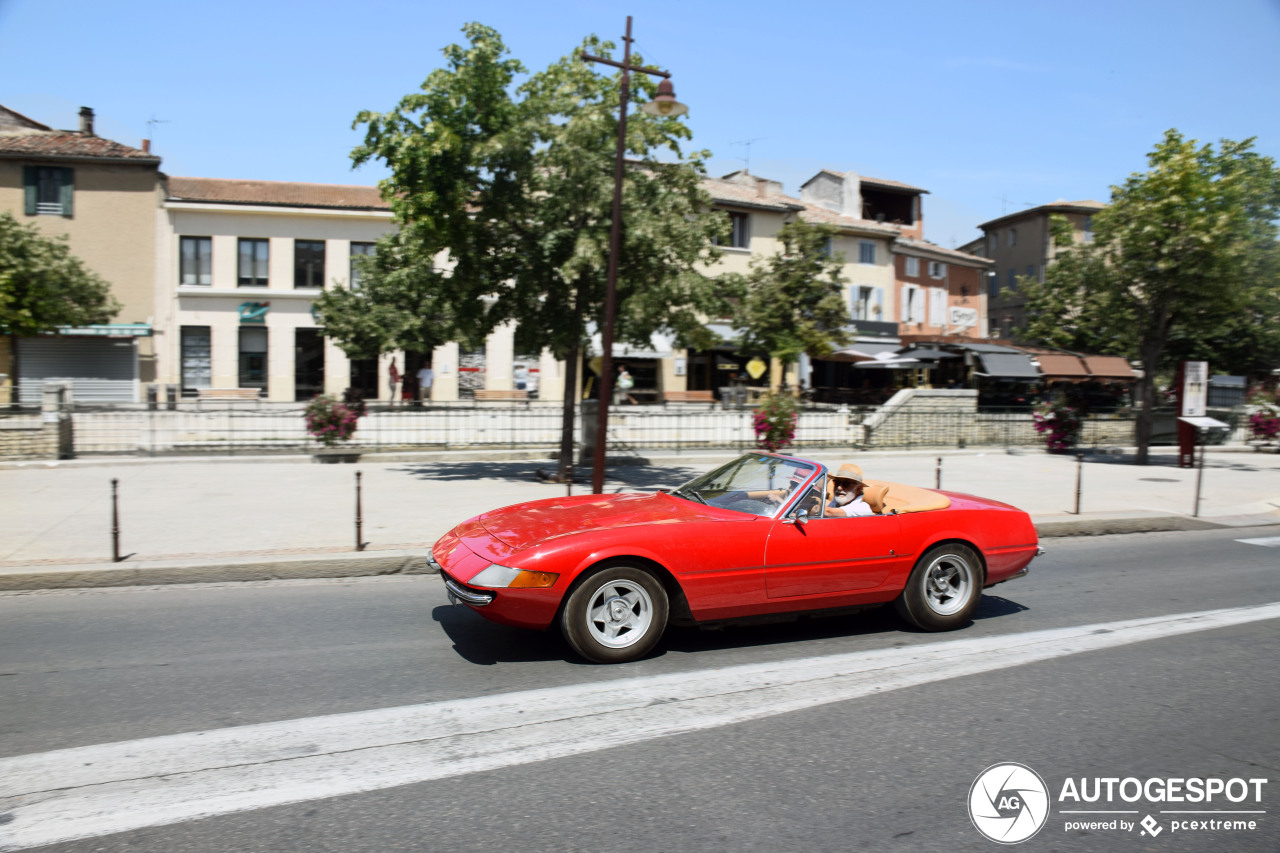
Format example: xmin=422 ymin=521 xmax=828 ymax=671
xmin=0 ymin=159 xmax=163 ymax=381
xmin=160 ymin=204 xmax=394 ymax=401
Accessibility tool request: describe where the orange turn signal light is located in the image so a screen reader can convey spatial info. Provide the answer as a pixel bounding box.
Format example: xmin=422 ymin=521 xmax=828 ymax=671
xmin=508 ymin=570 xmax=560 ymax=589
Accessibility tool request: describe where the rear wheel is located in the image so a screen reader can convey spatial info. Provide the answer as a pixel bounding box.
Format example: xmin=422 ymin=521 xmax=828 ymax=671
xmin=895 ymin=543 xmax=982 ymax=631
xmin=561 ymin=566 xmax=669 ymax=663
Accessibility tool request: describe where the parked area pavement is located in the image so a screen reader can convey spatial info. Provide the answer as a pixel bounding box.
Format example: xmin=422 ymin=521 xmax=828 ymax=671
xmin=1 ymin=445 xmax=1277 ymax=590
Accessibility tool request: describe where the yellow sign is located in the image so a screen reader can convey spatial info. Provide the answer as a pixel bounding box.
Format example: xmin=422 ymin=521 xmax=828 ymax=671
xmin=588 ymin=356 xmax=603 ymax=377
xmin=746 ymin=357 xmax=767 ymax=380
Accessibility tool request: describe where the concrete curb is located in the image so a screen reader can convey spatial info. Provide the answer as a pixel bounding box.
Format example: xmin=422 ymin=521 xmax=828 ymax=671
xmin=2 ymin=512 xmax=1276 ymax=592
xmin=0 ymin=551 xmax=433 ymax=592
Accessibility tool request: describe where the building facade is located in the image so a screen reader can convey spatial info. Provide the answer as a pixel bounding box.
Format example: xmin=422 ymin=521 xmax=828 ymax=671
xmin=961 ymin=200 xmax=1105 ymax=341
xmin=0 ymin=105 xmax=163 ymax=403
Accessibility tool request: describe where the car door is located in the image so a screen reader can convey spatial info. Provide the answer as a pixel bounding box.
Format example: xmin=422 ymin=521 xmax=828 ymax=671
xmin=764 ymin=489 xmax=902 ymax=598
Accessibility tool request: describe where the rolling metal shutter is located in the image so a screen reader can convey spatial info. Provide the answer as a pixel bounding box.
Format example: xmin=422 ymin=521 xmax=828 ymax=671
xmin=17 ymin=337 xmax=138 ymax=404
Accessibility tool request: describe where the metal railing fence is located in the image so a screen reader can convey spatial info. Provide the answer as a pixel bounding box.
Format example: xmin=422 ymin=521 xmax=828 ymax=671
xmin=0 ymin=401 xmax=1251 ymax=458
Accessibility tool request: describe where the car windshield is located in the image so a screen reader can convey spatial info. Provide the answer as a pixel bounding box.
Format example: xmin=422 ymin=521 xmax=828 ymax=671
xmin=671 ymin=454 xmax=818 ymax=517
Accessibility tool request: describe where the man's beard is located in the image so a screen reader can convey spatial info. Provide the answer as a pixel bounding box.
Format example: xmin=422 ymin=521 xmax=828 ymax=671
xmin=833 ymin=491 xmax=854 ymax=506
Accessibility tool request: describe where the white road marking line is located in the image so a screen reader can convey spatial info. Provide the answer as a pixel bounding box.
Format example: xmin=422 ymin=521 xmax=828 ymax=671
xmin=1 ymin=603 xmax=1278 ymax=851
xmin=1236 ymin=537 xmax=1280 ymax=548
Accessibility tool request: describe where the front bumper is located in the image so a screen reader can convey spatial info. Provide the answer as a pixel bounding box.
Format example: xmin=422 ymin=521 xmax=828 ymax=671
xmin=443 ymin=575 xmax=495 ymax=607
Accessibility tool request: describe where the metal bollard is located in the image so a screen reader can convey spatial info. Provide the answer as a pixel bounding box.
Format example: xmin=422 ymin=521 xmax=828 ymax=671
xmin=355 ymin=471 xmax=365 ymax=551
xmin=111 ymin=478 xmax=122 ymax=562
xmin=1193 ymin=433 xmax=1205 ymax=518
xmin=936 ymin=457 xmax=942 ymax=490
xmin=1074 ymin=453 xmax=1084 ymax=515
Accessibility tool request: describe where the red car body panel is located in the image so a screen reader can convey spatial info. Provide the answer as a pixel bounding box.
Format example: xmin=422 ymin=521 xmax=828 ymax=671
xmin=433 ymin=457 xmax=1039 ymax=632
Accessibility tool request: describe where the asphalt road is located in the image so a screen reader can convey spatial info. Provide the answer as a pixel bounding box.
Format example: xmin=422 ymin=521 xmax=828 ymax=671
xmin=1 ymin=526 xmax=1277 ymax=852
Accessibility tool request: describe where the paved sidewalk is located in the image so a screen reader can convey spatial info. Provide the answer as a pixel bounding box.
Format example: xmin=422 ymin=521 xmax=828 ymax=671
xmin=1 ymin=446 xmax=1277 ymax=590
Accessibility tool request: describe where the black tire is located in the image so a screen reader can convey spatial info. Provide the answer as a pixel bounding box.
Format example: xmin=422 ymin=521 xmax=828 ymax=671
xmin=895 ymin=543 xmax=983 ymax=632
xmin=560 ymin=565 xmax=669 ymax=663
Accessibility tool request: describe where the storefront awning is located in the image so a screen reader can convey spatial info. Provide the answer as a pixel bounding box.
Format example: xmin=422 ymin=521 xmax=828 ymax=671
xmin=1083 ymin=356 xmax=1136 ymax=379
xmin=587 ymin=328 xmax=674 ymax=360
xmin=975 ymin=352 xmax=1040 ymax=379
xmin=898 ymin=347 xmax=959 ymax=361
xmin=821 ymin=341 xmax=901 ymax=362
xmin=53 ymin=323 xmax=153 ymax=338
xmin=1036 ymin=354 xmax=1090 ymax=381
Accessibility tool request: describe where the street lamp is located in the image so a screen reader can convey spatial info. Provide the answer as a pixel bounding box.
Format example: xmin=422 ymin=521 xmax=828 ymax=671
xmin=581 ymin=16 xmax=687 ymax=494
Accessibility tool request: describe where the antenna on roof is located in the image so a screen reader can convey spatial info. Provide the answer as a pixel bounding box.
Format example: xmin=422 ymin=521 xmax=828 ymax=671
xmin=146 ymin=115 xmax=169 ymax=152
xmin=730 ymin=137 xmax=766 ymax=173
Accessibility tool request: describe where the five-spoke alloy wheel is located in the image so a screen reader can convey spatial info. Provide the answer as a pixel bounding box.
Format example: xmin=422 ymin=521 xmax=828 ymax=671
xmin=561 ymin=565 xmax=669 ymax=663
xmin=895 ymin=543 xmax=982 ymax=631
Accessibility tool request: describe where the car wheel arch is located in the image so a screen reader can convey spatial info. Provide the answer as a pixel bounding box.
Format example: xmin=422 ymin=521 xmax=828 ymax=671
xmin=913 ymin=536 xmax=988 ymax=586
xmin=557 ymin=555 xmax=694 ymax=627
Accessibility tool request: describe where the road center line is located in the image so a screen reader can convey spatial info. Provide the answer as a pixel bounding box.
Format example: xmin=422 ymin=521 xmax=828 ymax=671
xmin=2 ymin=602 xmax=1278 ymax=851
xmin=1236 ymin=536 xmax=1280 ymax=547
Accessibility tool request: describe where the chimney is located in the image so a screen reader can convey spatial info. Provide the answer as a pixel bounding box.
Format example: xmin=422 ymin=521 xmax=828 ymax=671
xmin=141 ymin=139 xmax=150 ymax=153
xmin=79 ymin=106 xmax=95 ymax=136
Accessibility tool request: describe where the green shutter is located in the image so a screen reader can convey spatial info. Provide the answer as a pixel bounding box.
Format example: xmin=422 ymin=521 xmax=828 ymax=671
xmin=23 ymin=166 xmax=37 ymax=215
xmin=59 ymin=168 xmax=74 ymax=217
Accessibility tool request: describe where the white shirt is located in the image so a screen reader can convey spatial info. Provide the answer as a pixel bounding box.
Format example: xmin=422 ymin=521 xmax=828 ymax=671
xmin=828 ymin=495 xmax=874 ymax=517
xmin=416 ymin=368 xmax=434 ymax=387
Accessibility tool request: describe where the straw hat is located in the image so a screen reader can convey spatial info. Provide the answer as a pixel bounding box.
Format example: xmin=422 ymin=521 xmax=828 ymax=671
xmin=831 ymin=462 xmax=865 ymax=484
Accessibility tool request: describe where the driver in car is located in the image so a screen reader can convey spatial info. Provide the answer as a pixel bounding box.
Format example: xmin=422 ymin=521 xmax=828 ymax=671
xmin=826 ymin=463 xmax=874 ymax=517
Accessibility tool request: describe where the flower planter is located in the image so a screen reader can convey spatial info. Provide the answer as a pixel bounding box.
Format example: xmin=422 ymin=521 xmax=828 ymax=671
xmin=312 ymin=450 xmax=361 ymax=464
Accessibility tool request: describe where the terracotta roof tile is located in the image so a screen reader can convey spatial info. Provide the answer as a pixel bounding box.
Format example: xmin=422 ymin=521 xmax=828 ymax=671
xmin=858 ymin=175 xmax=929 ymax=194
xmin=797 ymin=203 xmax=901 ymax=237
xmin=167 ymin=177 xmax=390 ymax=211
xmin=0 ymin=131 xmax=159 ymax=162
xmin=701 ymin=176 xmax=804 ymax=212
xmin=894 ymin=236 xmax=994 ymax=266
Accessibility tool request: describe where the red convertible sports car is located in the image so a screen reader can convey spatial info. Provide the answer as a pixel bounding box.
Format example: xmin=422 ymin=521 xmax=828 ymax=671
xmin=431 ymin=452 xmax=1042 ymax=663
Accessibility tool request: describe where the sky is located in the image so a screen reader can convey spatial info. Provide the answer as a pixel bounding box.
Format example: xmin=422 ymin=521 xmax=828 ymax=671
xmin=4 ymin=0 xmax=1279 ymax=248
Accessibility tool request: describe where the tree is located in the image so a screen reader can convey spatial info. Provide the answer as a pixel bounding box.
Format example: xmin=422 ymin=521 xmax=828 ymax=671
xmin=318 ymin=24 xmax=728 ymax=480
xmin=504 ymin=35 xmax=727 ymax=478
xmin=0 ymin=211 xmax=120 ymax=405
xmin=733 ymin=218 xmax=850 ymax=382
xmin=1018 ymin=131 xmax=1280 ymax=463
xmin=314 ymin=22 xmax=534 ymax=359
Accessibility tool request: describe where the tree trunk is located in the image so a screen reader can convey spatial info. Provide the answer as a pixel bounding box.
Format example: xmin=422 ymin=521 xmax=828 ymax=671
xmin=557 ymin=342 xmax=580 ymax=482
xmin=7 ymin=334 xmax=19 ymax=410
xmin=1134 ymin=339 xmax=1164 ymax=466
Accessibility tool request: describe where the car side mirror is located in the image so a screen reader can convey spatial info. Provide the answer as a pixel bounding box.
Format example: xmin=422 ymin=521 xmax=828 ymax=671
xmin=784 ymin=508 xmax=809 ymax=525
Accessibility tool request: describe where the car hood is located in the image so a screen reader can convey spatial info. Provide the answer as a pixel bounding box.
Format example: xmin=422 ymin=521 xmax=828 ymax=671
xmin=478 ymin=491 xmax=746 ymax=554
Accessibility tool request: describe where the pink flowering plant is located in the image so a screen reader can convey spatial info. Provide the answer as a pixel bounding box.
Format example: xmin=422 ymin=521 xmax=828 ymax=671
xmin=1246 ymin=386 xmax=1280 ymax=444
xmin=753 ymin=393 xmax=799 ymax=452
xmin=1033 ymin=397 xmax=1082 ymax=453
xmin=304 ymin=395 xmax=362 ymax=447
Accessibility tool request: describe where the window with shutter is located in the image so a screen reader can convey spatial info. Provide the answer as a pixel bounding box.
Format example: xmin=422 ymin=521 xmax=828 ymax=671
xmin=24 ymin=166 xmax=74 ymax=216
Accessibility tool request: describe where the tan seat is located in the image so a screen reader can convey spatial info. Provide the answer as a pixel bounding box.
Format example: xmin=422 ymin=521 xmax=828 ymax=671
xmin=863 ymin=483 xmax=889 ymax=515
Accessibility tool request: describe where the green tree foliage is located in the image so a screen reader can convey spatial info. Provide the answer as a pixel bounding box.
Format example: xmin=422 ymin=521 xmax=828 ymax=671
xmin=0 ymin=211 xmax=120 ymax=337
xmin=313 ymin=22 xmax=533 ymax=357
xmin=1018 ymin=131 xmax=1280 ymax=463
xmin=734 ymin=219 xmax=850 ymax=373
xmin=1 ymin=212 xmax=120 ymax=405
xmin=316 ymin=24 xmax=728 ymax=477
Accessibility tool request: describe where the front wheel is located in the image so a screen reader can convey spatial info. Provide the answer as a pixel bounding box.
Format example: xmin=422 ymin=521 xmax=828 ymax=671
xmin=895 ymin=543 xmax=982 ymax=631
xmin=561 ymin=566 xmax=669 ymax=663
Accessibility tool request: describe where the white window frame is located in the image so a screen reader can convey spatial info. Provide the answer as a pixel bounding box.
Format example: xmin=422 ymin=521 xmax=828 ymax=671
xmin=902 ymin=284 xmax=925 ymax=325
xmin=858 ymin=240 xmax=876 ymax=265
xmin=928 ymin=261 xmax=946 ymax=279
xmin=929 ymin=287 xmax=946 ymax=327
xmin=905 ymin=256 xmax=919 ymax=277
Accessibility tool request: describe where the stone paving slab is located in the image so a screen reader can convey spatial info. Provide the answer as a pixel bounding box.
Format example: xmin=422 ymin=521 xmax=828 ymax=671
xmin=1 ymin=445 xmax=1276 ymax=590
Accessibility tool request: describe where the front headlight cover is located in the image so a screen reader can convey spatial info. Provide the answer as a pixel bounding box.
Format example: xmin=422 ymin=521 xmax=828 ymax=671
xmin=468 ymin=563 xmax=559 ymax=589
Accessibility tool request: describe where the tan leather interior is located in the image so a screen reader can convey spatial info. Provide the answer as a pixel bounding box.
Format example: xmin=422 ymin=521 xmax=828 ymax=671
xmin=863 ymin=484 xmax=888 ymax=515
xmin=864 ymin=479 xmax=951 ymax=514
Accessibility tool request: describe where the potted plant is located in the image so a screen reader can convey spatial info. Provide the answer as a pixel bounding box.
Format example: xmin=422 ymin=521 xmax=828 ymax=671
xmin=305 ymin=394 xmax=363 ymax=462
xmin=753 ymin=392 xmax=799 ymax=453
xmin=1246 ymin=386 xmax=1280 ymax=451
xmin=1032 ymin=396 xmax=1082 ymax=453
